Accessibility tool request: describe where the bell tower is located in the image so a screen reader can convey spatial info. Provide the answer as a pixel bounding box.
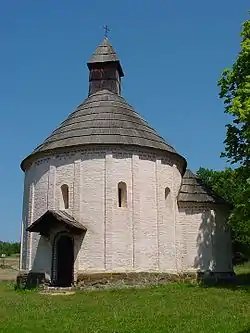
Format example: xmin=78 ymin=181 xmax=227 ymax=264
xmin=87 ymin=37 xmax=124 ymax=96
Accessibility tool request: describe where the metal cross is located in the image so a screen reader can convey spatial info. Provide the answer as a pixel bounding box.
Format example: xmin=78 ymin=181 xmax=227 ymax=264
xmin=103 ymin=25 xmax=110 ymax=38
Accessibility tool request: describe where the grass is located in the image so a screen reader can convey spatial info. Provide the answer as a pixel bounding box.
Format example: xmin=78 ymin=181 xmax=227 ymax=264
xmin=1 ymin=261 xmax=250 ymax=332
xmin=0 ymin=282 xmax=250 ymax=333
xmin=235 ymin=261 xmax=250 ymax=275
xmin=0 ymin=254 xmax=19 ymax=269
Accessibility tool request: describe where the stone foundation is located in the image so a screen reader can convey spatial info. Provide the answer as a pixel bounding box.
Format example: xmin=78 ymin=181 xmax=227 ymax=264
xmin=15 ymin=270 xmax=237 ymax=290
xmin=76 ymin=272 xmax=197 ymax=289
xmin=16 ymin=271 xmax=50 ymax=290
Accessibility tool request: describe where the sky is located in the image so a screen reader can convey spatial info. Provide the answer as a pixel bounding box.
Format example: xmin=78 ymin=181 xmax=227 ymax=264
xmin=0 ymin=1 xmax=249 ymax=242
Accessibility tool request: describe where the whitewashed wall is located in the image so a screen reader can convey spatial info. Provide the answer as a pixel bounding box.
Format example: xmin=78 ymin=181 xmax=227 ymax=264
xmin=20 ymin=146 xmax=232 ymax=279
xmin=177 ymin=203 xmax=233 ymax=272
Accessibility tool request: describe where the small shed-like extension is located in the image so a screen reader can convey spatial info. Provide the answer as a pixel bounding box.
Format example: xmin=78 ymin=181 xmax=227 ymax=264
xmin=177 ymin=169 xmax=233 ymax=276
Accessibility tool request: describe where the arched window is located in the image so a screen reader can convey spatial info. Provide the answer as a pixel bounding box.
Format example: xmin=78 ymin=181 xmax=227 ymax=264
xmin=60 ymin=184 xmax=69 ymax=210
xmin=165 ymin=187 xmax=170 ymax=200
xmin=164 ymin=187 xmax=171 ymax=208
xmin=118 ymin=182 xmax=127 ymax=208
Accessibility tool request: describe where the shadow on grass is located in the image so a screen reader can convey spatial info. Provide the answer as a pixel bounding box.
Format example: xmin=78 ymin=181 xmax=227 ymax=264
xmin=236 ymin=273 xmax=250 ymax=286
xmin=200 ymin=273 xmax=250 ymax=293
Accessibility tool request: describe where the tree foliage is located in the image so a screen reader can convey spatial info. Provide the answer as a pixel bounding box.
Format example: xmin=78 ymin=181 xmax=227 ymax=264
xmin=216 ymin=12 xmax=250 ymax=256
xmin=0 ymin=241 xmax=20 ymax=257
xmin=218 ymin=13 xmax=250 ymax=166
xmin=196 ymin=167 xmax=240 ymax=205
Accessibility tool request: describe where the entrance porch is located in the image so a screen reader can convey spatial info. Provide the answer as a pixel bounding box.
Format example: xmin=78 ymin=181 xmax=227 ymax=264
xmin=26 ymin=210 xmax=86 ymax=287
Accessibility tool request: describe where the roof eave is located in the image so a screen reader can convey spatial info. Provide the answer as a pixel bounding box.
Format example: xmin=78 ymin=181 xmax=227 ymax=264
xmin=87 ymin=60 xmax=124 ymax=77
xmin=177 ymin=196 xmax=230 ymax=206
xmin=20 ymin=143 xmax=187 ymax=174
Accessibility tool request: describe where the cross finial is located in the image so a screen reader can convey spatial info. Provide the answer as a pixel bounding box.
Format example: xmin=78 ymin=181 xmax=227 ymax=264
xmin=103 ymin=25 xmax=110 ymax=38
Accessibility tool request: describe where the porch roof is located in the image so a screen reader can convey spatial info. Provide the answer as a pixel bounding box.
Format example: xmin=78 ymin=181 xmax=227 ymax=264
xmin=26 ymin=210 xmax=86 ymax=236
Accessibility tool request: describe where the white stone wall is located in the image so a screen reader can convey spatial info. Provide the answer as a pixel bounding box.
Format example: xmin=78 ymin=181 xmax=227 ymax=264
xmin=157 ymin=161 xmax=182 ymax=272
xmin=20 ymin=170 xmax=30 ymax=270
xmin=21 ymin=146 xmax=232 ymax=279
xmin=105 ymin=152 xmax=133 ymax=271
xmin=177 ymin=203 xmax=232 ymax=272
xmin=79 ymin=153 xmax=105 ymax=272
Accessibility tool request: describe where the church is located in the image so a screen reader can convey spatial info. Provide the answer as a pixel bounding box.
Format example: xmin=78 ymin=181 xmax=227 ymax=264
xmin=20 ymin=36 xmax=233 ymax=287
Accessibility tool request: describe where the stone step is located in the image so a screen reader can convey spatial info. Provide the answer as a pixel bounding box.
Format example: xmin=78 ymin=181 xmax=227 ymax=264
xmin=40 ymin=288 xmax=76 ymax=295
xmin=43 ymin=286 xmax=76 ymax=291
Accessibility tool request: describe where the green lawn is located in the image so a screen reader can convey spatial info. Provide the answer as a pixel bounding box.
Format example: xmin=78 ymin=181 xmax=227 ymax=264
xmin=235 ymin=261 xmax=250 ymax=275
xmin=0 ymin=282 xmax=250 ymax=333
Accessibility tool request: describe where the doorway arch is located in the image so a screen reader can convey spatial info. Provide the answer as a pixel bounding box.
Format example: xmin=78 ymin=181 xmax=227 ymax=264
xmin=53 ymin=233 xmax=74 ymax=287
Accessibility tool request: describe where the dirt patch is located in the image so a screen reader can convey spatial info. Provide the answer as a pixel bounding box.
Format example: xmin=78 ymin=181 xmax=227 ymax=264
xmin=0 ymin=257 xmax=19 ymax=282
xmin=0 ymin=269 xmax=18 ymax=281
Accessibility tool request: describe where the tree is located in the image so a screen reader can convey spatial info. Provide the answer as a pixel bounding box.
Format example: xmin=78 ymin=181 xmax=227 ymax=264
xmin=196 ymin=167 xmax=240 ymax=205
xmin=0 ymin=241 xmax=20 ymax=257
xmin=217 ymin=13 xmax=250 ymax=256
xmin=218 ymin=13 xmax=250 ymax=167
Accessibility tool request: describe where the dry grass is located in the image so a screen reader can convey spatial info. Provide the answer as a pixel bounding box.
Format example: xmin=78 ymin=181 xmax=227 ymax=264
xmin=0 ymin=256 xmax=19 ymax=281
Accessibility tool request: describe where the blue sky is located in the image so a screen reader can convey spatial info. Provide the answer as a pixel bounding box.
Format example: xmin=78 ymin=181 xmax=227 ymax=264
xmin=0 ymin=1 xmax=249 ymax=241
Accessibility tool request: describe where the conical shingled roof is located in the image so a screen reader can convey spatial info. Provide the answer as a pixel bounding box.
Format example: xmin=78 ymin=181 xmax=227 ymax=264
xmin=87 ymin=37 xmax=124 ymax=76
xmin=21 ymin=38 xmax=186 ymax=171
xmin=178 ymin=169 xmax=226 ymax=204
xmin=22 ymin=90 xmax=182 ymax=164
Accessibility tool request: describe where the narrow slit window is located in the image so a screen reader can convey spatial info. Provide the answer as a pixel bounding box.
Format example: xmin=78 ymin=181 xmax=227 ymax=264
xmin=164 ymin=187 xmax=171 ymax=208
xmin=165 ymin=187 xmax=170 ymax=200
xmin=118 ymin=188 xmax=122 ymax=207
xmin=118 ymin=182 xmax=127 ymax=208
xmin=60 ymin=184 xmax=69 ymax=210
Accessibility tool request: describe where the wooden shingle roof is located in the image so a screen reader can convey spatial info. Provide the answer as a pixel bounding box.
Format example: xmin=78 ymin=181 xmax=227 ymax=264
xmin=87 ymin=37 xmax=124 ymax=76
xmin=21 ymin=38 xmax=186 ymax=171
xmin=21 ymin=90 xmax=186 ymax=170
xmin=178 ymin=169 xmax=226 ymax=204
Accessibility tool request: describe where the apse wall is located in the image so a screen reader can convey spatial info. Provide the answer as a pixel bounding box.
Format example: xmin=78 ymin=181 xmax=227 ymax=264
xmin=20 ymin=147 xmax=184 ymax=277
xmin=177 ymin=203 xmax=233 ymax=273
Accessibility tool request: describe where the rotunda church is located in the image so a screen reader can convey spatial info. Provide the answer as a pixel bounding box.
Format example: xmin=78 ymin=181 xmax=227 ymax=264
xmin=20 ymin=37 xmax=233 ymax=287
